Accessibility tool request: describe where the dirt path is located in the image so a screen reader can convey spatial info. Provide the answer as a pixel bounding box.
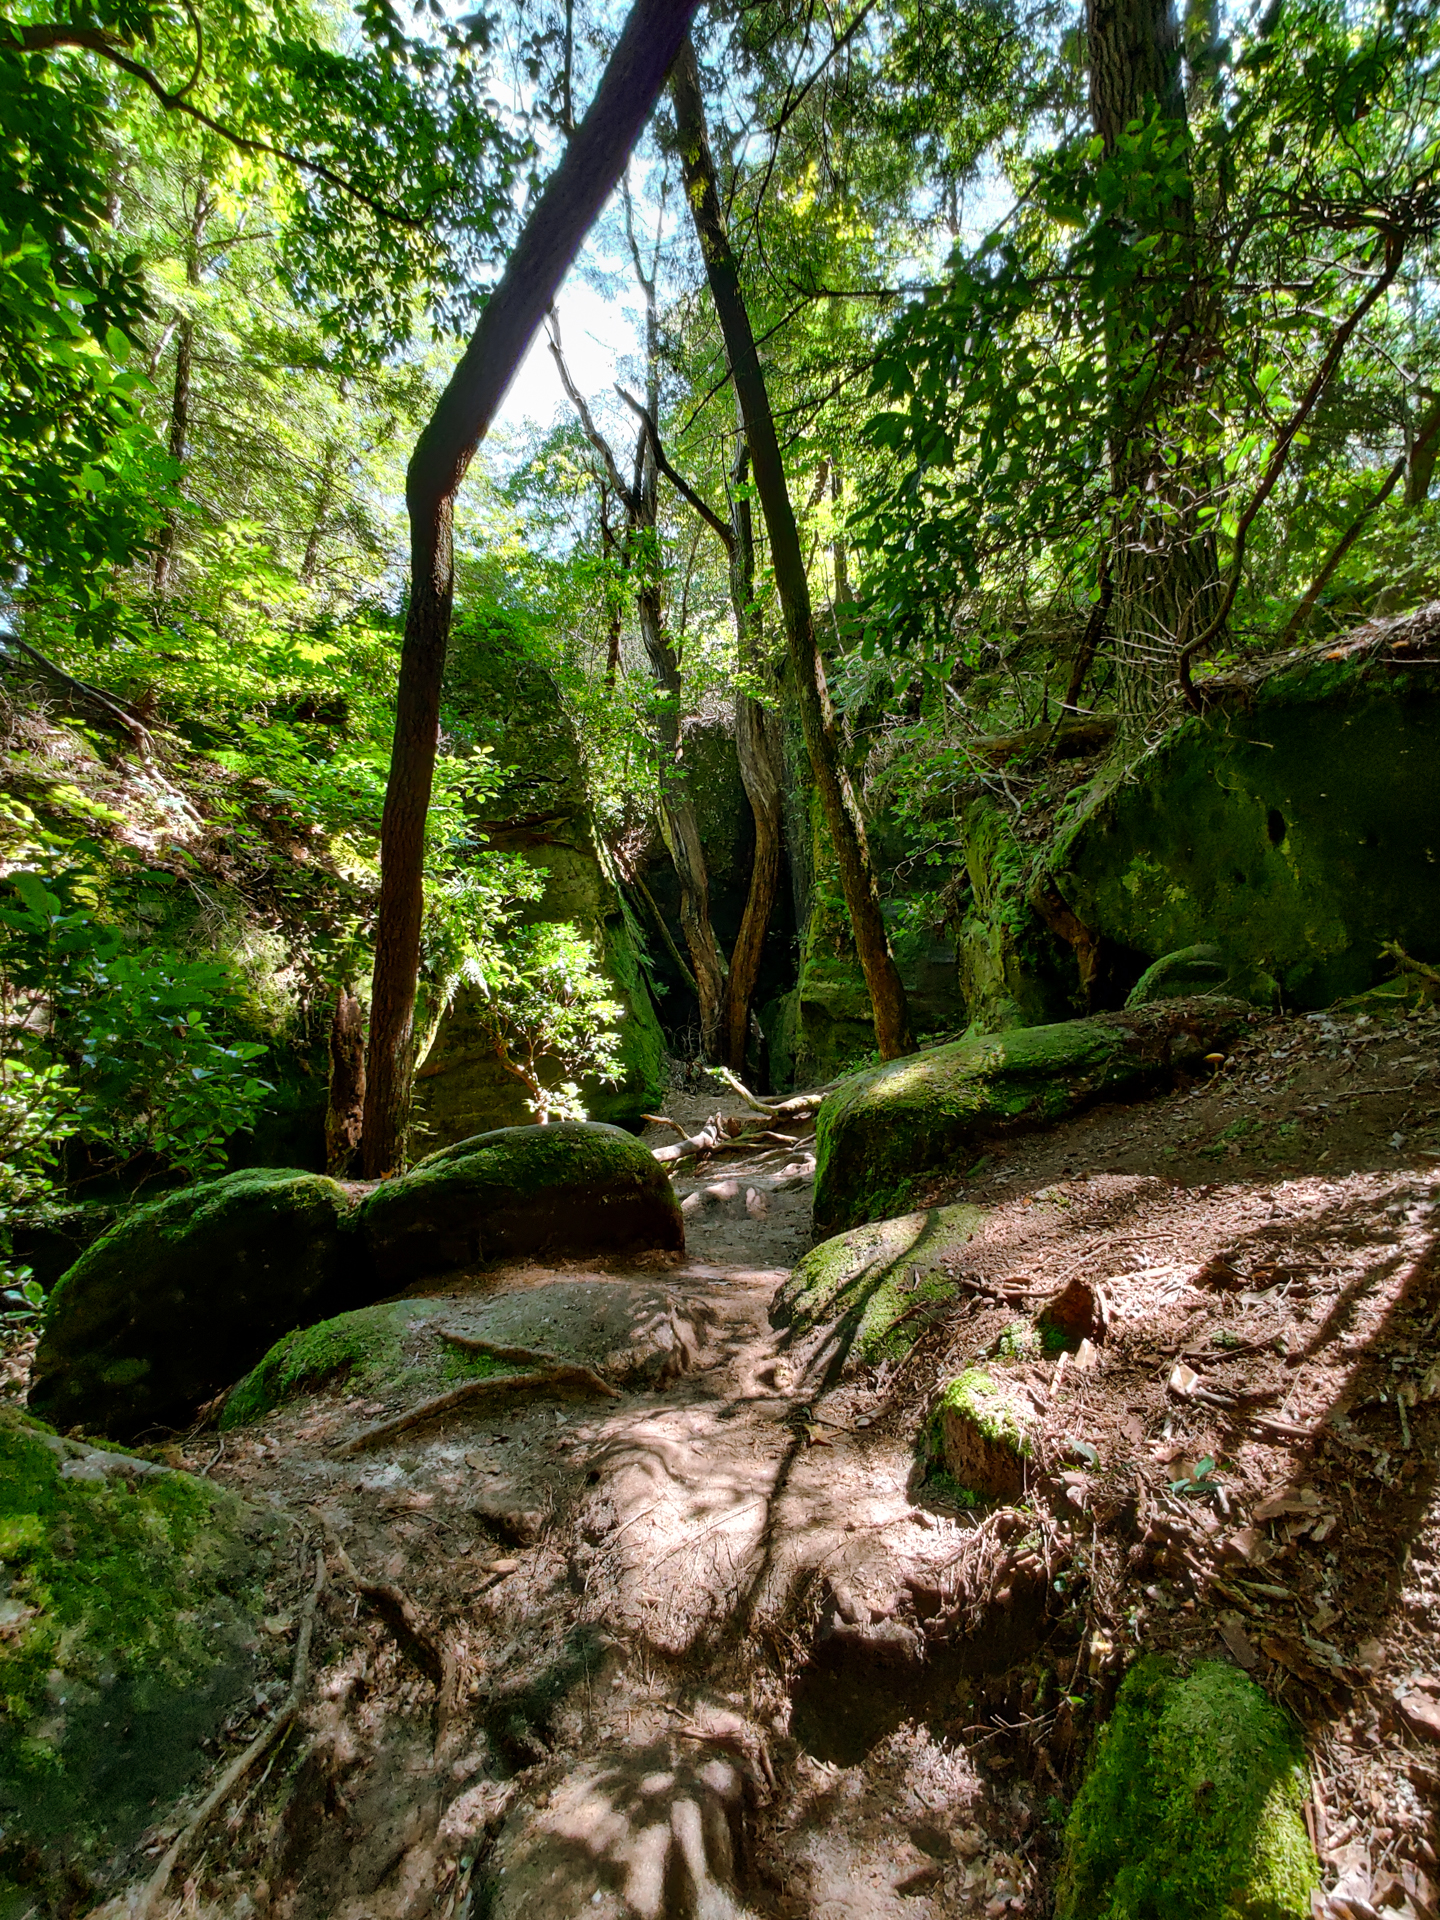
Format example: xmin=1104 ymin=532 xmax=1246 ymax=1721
xmin=92 ymin=1012 xmax=1440 ymax=1919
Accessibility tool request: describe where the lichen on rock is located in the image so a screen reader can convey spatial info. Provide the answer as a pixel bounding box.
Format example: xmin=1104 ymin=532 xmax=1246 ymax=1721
xmin=1054 ymin=1655 xmax=1319 ymax=1920
xmin=27 ymin=1167 xmax=378 ymax=1440
xmin=812 ymin=998 xmax=1250 ymax=1233
xmin=361 ymin=1120 xmax=684 ymax=1285
xmin=0 ymin=1410 xmax=276 ymax=1916
xmin=772 ymin=1203 xmax=986 ymax=1370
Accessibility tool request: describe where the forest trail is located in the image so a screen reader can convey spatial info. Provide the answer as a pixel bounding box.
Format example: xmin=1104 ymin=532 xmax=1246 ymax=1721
xmin=134 ymin=1009 xmax=1440 ymax=1920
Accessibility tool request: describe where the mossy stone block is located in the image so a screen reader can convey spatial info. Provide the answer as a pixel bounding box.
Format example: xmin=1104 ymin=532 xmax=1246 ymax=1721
xmin=1051 ymin=660 xmax=1440 ymax=1009
xmin=812 ymin=999 xmax=1248 ymax=1233
xmin=773 ymin=1203 xmax=986 ymax=1369
xmin=0 ymin=1411 xmax=274 ymax=1915
xmin=935 ymin=1368 xmax=1034 ymax=1500
xmin=28 ymin=1168 xmax=376 ymax=1440
xmin=1055 ymin=1655 xmax=1318 ymax=1919
xmin=361 ymin=1121 xmax=684 ymax=1285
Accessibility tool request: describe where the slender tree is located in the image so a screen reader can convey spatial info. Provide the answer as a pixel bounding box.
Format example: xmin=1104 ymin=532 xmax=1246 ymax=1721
xmin=669 ymin=36 xmax=914 ymax=1061
xmin=361 ymin=0 xmax=703 ymax=1175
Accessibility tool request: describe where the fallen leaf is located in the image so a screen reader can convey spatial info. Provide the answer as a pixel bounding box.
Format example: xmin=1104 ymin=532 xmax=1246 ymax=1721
xmin=487 ymin=1557 xmax=520 ymax=1576
xmin=803 ymin=1424 xmax=833 ymax=1447
xmin=1253 ymin=1486 xmax=1321 ymax=1522
xmin=1218 ymin=1614 xmax=1259 ymax=1669
xmin=1169 ymin=1360 xmax=1199 ymax=1398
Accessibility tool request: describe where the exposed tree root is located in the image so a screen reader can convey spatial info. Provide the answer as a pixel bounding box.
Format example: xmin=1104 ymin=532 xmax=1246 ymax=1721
xmin=128 ymin=1549 xmax=326 ymax=1920
xmin=337 ymin=1346 xmax=620 ymax=1455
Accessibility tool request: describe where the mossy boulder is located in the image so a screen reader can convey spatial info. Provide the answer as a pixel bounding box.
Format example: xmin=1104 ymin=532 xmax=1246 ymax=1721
xmin=1050 ymin=638 xmax=1440 ymax=1009
xmin=222 ymin=1298 xmax=512 ymax=1427
xmin=0 ymin=1410 xmax=278 ymax=1916
xmin=812 ymin=998 xmax=1249 ymax=1233
xmin=28 ymin=1168 xmax=378 ymax=1440
xmin=1055 ymin=1655 xmax=1318 ymax=1919
xmin=773 ymin=1203 xmax=986 ymax=1370
xmin=412 ymin=633 xmax=666 ymax=1143
xmin=360 ymin=1122 xmax=684 ymax=1286
xmin=956 ymin=797 xmax=1082 ymax=1034
xmin=934 ymin=1368 xmax=1034 ymax=1501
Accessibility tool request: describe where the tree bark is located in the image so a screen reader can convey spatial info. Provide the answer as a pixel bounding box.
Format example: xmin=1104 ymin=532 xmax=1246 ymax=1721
xmin=361 ymin=0 xmax=703 ymax=1176
xmin=1087 ymin=0 xmax=1221 ymax=740
xmin=325 ymin=986 xmax=366 ymax=1174
xmin=723 ymin=438 xmax=784 ymax=1071
xmin=153 ymin=182 xmax=210 ymax=595
xmin=670 ymin=37 xmax=914 ymax=1061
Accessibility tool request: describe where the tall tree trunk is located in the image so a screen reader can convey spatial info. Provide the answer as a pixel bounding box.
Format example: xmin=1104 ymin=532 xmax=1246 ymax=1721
xmin=638 ymin=580 xmax=726 ymax=1054
xmin=1088 ymin=0 xmax=1221 ymax=740
xmin=153 ymin=184 xmax=209 ymax=595
xmin=325 ymin=986 xmax=366 ymax=1174
xmin=361 ymin=0 xmax=702 ymax=1176
xmin=670 ymin=38 xmax=914 ymax=1060
xmin=723 ymin=438 xmax=783 ymax=1072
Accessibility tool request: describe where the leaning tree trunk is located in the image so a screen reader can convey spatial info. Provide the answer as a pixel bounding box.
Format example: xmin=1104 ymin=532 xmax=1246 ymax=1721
xmin=361 ymin=0 xmax=703 ymax=1176
xmin=670 ymin=37 xmax=914 ymax=1061
xmin=722 ymin=446 xmax=784 ymax=1072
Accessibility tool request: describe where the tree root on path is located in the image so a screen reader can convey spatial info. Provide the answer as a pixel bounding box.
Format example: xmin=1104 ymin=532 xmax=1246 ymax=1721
xmin=324 ymin=1530 xmax=462 ymax=1762
xmin=126 ymin=1548 xmax=326 ymax=1920
xmin=336 ymin=1344 xmax=620 ymax=1455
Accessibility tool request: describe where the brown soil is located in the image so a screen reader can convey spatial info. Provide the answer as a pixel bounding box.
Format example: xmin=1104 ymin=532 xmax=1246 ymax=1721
xmin=15 ymin=1005 xmax=1440 ymax=1919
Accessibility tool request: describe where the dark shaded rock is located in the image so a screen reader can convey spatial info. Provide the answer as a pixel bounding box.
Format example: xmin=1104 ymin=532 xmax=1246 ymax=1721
xmin=812 ymin=997 xmax=1250 ymax=1233
xmin=1050 ymin=633 xmax=1440 ymax=1009
xmin=28 ymin=1168 xmax=373 ymax=1439
xmin=1125 ymin=943 xmax=1278 ymax=1010
xmin=0 ymin=1411 xmax=277 ymax=1916
xmin=360 ymin=1122 xmax=684 ymax=1286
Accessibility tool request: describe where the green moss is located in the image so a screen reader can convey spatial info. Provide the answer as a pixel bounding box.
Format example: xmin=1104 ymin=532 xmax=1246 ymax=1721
xmin=222 ymin=1301 xmax=517 ymax=1427
xmin=773 ymin=1204 xmax=986 ymax=1369
xmin=0 ymin=1411 xmax=268 ymax=1898
xmin=362 ymin=1120 xmax=684 ymax=1285
xmin=937 ymin=1369 xmax=1031 ymax=1454
xmin=1055 ymin=1657 xmax=1318 ymax=1920
xmin=957 ymin=799 xmax=1079 ymax=1034
xmin=813 ymin=1002 xmax=1248 ymax=1232
xmin=28 ymin=1167 xmax=372 ymax=1440
xmin=1049 ymin=657 xmax=1440 ymax=1010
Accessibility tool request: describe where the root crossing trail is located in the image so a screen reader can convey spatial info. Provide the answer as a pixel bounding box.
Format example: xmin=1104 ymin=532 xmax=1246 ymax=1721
xmin=144 ymin=1020 xmax=1440 ymax=1920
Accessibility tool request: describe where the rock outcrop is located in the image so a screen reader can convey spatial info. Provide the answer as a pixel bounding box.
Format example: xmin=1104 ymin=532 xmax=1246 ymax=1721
xmin=772 ymin=1203 xmax=986 ymax=1371
xmin=27 ymin=1168 xmax=375 ymax=1439
xmin=361 ymin=1121 xmax=685 ymax=1286
xmin=1054 ymin=1655 xmax=1318 ymax=1919
xmin=413 ymin=630 xmax=666 ymax=1145
xmin=811 ymin=999 xmax=1249 ymax=1233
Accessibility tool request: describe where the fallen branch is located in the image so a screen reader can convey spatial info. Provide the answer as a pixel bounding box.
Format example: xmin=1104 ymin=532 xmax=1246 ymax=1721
xmin=712 ymin=1065 xmax=779 ymax=1115
xmin=642 ymin=1112 xmax=690 ymax=1136
xmin=338 ymin=1350 xmax=619 ymax=1454
xmin=133 ymin=1549 xmax=325 ymax=1920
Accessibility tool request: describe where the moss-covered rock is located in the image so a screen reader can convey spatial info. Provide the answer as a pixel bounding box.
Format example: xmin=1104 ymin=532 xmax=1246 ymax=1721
xmin=956 ymin=798 xmax=1081 ymax=1035
xmin=1054 ymin=1655 xmax=1318 ymax=1919
xmin=361 ymin=1121 xmax=684 ymax=1286
xmin=772 ymin=1203 xmax=986 ymax=1370
xmin=812 ymin=998 xmax=1249 ymax=1233
xmin=28 ymin=1168 xmax=379 ymax=1440
xmin=413 ymin=635 xmax=666 ymax=1144
xmin=934 ymin=1368 xmax=1034 ymax=1501
xmin=0 ymin=1410 xmax=277 ymax=1916
xmin=1050 ymin=644 xmax=1440 ymax=1008
xmin=221 ymin=1298 xmax=511 ymax=1427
